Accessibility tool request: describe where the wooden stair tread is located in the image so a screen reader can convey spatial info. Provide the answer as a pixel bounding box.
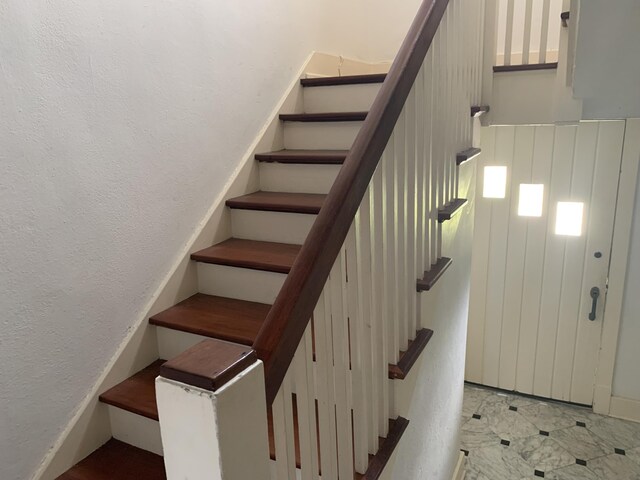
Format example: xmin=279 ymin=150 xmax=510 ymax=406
xmin=493 ymin=62 xmax=558 ymax=73
xmin=280 ymin=111 xmax=368 ymax=122
xmin=388 ymin=329 xmax=435 ymax=379
xmin=55 ymin=439 xmax=166 ymax=480
xmin=153 ymin=294 xmax=427 ymax=374
xmin=226 ymin=191 xmax=326 ymax=214
xmin=255 ymin=149 xmax=349 ymax=164
xmin=437 ymin=198 xmax=467 ymax=222
xmin=150 ymin=293 xmax=271 ymax=346
xmin=99 ymin=360 xmax=163 ymax=420
xmin=191 ymin=238 xmax=301 ymax=274
xmin=356 ymin=417 xmax=410 ymax=480
xmin=456 ymin=147 xmax=482 ymax=165
xmin=417 ymin=257 xmax=453 ymax=292
xmin=301 ymin=74 xmax=386 ymax=87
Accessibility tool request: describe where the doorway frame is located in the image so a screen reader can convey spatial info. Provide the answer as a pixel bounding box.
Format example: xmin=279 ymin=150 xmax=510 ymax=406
xmin=593 ymin=118 xmax=640 ymax=418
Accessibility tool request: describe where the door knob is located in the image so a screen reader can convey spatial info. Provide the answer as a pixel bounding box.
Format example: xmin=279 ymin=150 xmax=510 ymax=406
xmin=589 ymin=287 xmax=600 ymax=321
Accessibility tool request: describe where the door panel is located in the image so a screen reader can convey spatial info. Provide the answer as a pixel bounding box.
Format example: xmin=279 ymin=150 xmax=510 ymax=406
xmin=515 ymin=126 xmax=554 ymax=394
xmin=466 ymin=121 xmax=625 ymax=405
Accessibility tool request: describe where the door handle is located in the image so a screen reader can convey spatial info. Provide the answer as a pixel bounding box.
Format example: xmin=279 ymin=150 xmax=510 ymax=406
xmin=589 ymin=287 xmax=600 ymax=321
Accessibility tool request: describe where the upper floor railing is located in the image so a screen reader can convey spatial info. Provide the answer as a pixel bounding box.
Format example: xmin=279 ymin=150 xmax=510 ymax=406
xmin=492 ymin=0 xmax=563 ymax=69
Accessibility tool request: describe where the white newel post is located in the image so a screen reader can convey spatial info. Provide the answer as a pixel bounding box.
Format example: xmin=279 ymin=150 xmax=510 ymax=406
xmin=155 ymin=339 xmax=271 ymax=480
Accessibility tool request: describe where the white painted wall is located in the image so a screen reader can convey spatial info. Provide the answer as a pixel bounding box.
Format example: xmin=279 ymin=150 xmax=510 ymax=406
xmin=0 ymin=2 xmax=331 ymax=479
xmin=573 ymin=0 xmax=640 ymax=119
xmin=321 ymin=0 xmax=423 ymax=63
xmin=612 ymin=165 xmax=640 ymax=401
xmin=388 ymin=159 xmax=477 ymax=479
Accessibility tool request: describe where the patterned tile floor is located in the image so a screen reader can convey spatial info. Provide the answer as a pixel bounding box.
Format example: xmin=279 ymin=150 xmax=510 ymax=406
xmin=461 ymin=383 xmax=640 ymax=479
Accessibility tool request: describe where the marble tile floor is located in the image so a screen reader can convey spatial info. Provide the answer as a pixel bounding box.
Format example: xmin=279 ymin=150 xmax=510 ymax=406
xmin=461 ymin=383 xmax=640 ymax=479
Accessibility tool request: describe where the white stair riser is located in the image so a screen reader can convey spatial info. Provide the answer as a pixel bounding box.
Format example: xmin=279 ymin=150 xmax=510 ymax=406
xmin=231 ymin=209 xmax=315 ymax=245
xmin=259 ymin=163 xmax=341 ymax=194
xmin=303 ymin=84 xmax=381 ymax=113
xmin=283 ymin=122 xmax=362 ymax=150
xmin=156 ymin=327 xmax=212 ymax=361
xmin=108 ymin=406 xmax=163 ymax=456
xmin=197 ymin=263 xmax=286 ymax=304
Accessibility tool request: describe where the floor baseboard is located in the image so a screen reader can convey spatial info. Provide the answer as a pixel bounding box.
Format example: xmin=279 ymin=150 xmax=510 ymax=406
xmin=610 ymin=395 xmax=640 ymax=423
xmin=452 ymin=451 xmax=466 ymax=480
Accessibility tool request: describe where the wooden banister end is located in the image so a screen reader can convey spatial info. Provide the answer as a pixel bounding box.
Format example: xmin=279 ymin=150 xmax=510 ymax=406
xmin=160 ymin=339 xmax=257 ymax=392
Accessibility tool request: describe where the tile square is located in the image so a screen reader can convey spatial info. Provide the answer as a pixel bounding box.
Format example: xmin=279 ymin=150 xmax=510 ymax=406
xmin=461 ymin=415 xmax=501 ymax=450
xmin=465 ymin=444 xmax=533 ymax=479
xmin=545 ymin=463 xmax=601 ymax=480
xmin=511 ymin=436 xmax=575 ymax=472
xmin=562 ymin=404 xmax=607 ymax=427
xmin=588 ymin=416 xmax=640 ymax=451
xmin=551 ymin=425 xmax=610 ymax=461
xmin=589 ymin=452 xmax=640 ymax=480
xmin=486 ymin=409 xmax=539 ymax=441
xmin=462 ymin=385 xmax=494 ymax=419
xmin=519 ymin=403 xmax=576 ymax=432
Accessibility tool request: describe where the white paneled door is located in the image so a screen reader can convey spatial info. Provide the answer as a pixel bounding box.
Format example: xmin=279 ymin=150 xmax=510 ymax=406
xmin=466 ymin=121 xmax=626 ymax=405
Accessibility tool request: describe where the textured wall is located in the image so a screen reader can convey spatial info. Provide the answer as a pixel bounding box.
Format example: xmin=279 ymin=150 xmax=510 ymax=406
xmin=573 ymin=0 xmax=640 ymax=119
xmin=0 ymin=1 xmax=326 ymax=478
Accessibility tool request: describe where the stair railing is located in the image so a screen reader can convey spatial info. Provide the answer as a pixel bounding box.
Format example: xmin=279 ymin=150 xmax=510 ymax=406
xmin=156 ymin=0 xmax=484 ymax=478
xmin=490 ymin=0 xmax=563 ymax=69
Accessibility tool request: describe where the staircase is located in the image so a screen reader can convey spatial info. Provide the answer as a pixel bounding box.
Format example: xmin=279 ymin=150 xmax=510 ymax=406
xmin=56 ymin=73 xmax=417 ymax=480
xmin=54 ymin=0 xmax=486 ymax=477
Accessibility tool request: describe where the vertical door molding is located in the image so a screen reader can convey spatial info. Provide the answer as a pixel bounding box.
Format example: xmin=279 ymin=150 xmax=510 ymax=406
xmin=594 ymin=118 xmax=640 ymax=414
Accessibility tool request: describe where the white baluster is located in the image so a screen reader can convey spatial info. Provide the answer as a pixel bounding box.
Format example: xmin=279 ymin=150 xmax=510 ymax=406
xmin=355 ymin=188 xmax=379 ymax=452
xmin=346 ymin=224 xmax=370 ymax=473
xmin=314 ymin=290 xmax=338 ymax=479
xmin=328 ymin=253 xmax=355 ymax=480
xmin=382 ymin=141 xmax=400 ymax=363
xmin=504 ymin=0 xmax=515 ymax=65
xmin=539 ymin=0 xmax=551 ymax=63
xmin=522 ymin=0 xmax=533 ymax=64
xmin=293 ymin=327 xmax=319 ymax=480
xmin=273 ymin=373 xmax=297 ymax=480
xmin=370 ymin=162 xmax=389 ymax=437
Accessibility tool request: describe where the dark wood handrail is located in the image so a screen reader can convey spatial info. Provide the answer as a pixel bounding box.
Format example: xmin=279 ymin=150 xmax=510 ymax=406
xmin=253 ymin=0 xmax=450 ymax=405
